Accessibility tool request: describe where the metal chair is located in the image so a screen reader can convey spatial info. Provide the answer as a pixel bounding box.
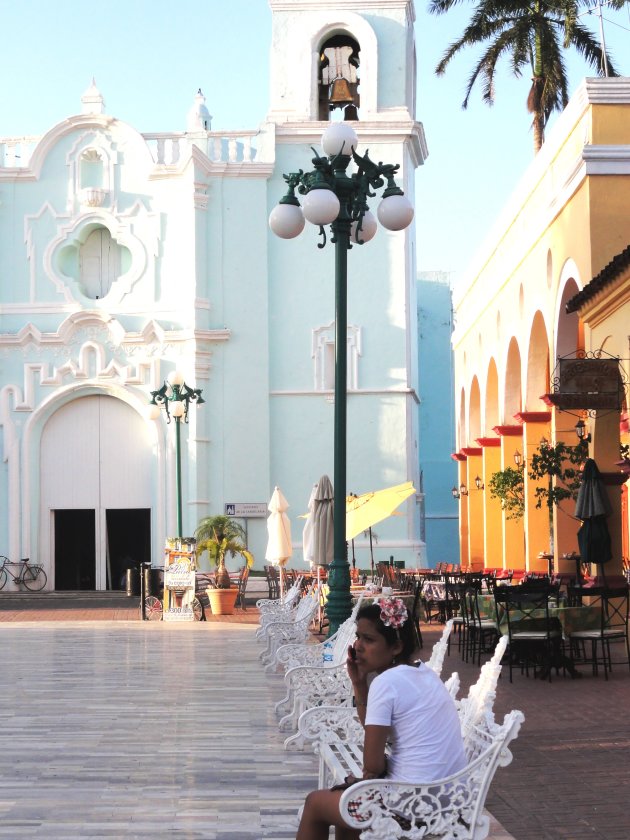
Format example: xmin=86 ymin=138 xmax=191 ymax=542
xmin=568 ymin=586 xmax=630 ymax=679
xmin=494 ymin=585 xmax=562 ymax=682
xmin=466 ymin=587 xmax=500 ymax=666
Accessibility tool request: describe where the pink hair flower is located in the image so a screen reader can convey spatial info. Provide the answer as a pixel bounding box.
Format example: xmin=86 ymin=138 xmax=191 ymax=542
xmin=376 ymin=597 xmax=408 ymax=629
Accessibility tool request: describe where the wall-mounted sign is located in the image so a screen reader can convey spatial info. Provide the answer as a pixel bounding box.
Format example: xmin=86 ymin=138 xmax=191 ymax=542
xmin=548 ymin=357 xmax=624 ymax=410
xmin=224 ymin=502 xmax=268 ymax=518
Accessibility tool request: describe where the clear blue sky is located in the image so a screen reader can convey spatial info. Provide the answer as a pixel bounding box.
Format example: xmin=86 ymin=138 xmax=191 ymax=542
xmin=1 ymin=0 xmax=629 ymax=284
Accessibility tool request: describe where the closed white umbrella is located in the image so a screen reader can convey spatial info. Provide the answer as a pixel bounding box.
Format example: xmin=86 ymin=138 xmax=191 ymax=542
xmin=302 ymin=484 xmax=318 ymax=568
xmin=266 ymin=486 xmax=293 ymax=596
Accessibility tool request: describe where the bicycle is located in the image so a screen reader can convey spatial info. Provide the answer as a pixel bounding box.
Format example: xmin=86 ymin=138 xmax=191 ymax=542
xmin=0 ymin=556 xmax=48 ymax=592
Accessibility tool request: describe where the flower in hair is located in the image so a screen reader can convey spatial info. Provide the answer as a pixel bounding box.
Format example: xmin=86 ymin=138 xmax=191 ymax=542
xmin=376 ymin=597 xmax=408 ymax=629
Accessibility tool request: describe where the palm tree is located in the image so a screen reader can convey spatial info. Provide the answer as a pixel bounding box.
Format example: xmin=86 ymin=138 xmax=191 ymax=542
xmin=429 ymin=0 xmax=626 ymax=152
xmin=195 ymin=515 xmax=254 ymax=589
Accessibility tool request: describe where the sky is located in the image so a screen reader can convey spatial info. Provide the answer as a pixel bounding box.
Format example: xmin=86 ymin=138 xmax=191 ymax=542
xmin=1 ymin=0 xmax=629 ymax=287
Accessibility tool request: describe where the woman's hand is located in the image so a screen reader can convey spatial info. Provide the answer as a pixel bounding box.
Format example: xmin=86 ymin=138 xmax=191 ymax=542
xmin=347 ymin=644 xmax=366 ymax=685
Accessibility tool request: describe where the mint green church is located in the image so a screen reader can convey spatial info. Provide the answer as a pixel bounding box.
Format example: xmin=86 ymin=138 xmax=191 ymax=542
xmin=0 ymin=0 xmax=429 ymax=589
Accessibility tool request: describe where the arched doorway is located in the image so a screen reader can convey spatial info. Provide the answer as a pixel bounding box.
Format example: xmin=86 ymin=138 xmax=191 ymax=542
xmin=40 ymin=395 xmax=154 ymax=590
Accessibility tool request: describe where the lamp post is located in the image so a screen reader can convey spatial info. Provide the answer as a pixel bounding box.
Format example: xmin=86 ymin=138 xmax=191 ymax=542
xmin=269 ymin=123 xmax=414 ymax=634
xmin=148 ymin=370 xmax=205 ymax=539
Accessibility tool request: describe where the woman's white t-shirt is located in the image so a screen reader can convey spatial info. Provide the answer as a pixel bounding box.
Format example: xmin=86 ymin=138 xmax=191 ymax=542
xmin=364 ymin=663 xmax=466 ymax=783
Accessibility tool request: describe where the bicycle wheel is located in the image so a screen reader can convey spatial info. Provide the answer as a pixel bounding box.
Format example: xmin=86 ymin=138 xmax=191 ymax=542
xmin=22 ymin=565 xmax=47 ymax=591
xmin=0 ymin=561 xmax=8 ymax=591
xmin=192 ymin=597 xmax=205 ymax=621
xmin=145 ymin=596 xmax=163 ymax=621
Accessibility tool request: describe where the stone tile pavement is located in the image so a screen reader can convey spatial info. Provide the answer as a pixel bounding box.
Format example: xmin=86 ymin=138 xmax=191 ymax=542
xmin=0 ymin=599 xmax=628 ymax=839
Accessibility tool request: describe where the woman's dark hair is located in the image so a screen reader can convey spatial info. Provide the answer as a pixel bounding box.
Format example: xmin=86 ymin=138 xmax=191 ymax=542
xmin=356 ymin=602 xmax=418 ymax=661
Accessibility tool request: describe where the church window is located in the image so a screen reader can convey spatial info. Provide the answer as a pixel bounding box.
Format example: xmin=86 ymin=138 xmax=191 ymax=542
xmin=78 ymin=225 xmax=129 ymax=299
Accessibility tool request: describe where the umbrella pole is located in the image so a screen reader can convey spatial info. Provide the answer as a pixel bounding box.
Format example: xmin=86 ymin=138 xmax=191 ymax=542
xmin=369 ymin=527 xmax=374 ymax=582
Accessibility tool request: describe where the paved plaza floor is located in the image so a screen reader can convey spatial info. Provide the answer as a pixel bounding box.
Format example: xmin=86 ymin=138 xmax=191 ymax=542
xmin=0 ymin=603 xmax=628 ymax=839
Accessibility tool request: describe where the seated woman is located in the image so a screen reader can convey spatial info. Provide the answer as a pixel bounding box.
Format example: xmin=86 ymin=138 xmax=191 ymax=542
xmin=296 ymin=598 xmax=466 ymax=840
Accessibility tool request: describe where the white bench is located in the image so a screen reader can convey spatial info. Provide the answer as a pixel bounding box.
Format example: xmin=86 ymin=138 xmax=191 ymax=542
xmin=255 ymin=576 xmax=304 ymax=639
xmin=259 ymin=590 xmax=319 ymax=670
xmin=338 ymin=709 xmax=524 ymax=840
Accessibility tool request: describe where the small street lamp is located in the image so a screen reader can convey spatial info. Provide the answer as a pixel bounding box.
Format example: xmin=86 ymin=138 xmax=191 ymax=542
xmin=148 ymin=370 xmax=204 ymax=539
xmin=269 ymin=122 xmax=413 ymax=634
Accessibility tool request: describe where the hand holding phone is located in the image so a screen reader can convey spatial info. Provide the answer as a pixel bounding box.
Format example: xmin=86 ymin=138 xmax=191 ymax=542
xmin=349 ymin=645 xmax=357 ymax=661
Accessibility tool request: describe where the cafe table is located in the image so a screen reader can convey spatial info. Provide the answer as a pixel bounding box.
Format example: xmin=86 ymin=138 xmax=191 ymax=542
xmin=474 ymin=593 xmax=600 ymax=639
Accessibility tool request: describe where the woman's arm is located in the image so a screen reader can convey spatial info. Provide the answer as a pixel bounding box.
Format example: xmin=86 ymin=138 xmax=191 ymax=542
xmin=362 ymin=724 xmax=390 ymax=779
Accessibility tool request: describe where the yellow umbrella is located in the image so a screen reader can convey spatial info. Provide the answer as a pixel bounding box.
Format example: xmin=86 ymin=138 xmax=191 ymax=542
xmin=345 ymin=481 xmax=416 ymax=541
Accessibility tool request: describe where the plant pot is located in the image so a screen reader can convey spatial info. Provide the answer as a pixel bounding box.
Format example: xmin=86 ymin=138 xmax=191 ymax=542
xmin=207 ymin=586 xmax=238 ymax=615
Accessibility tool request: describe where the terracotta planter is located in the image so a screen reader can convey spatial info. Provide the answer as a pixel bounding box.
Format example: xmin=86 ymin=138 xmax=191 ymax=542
xmin=207 ymin=586 xmax=238 ymax=615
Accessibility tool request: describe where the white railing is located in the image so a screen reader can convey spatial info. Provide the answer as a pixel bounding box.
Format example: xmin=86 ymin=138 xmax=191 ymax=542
xmin=141 ymin=130 xmax=261 ymax=166
xmin=0 ymin=130 xmax=266 ymax=170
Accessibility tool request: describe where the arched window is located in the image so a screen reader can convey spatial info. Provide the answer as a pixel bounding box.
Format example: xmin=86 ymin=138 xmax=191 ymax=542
xmin=79 ymin=227 xmax=125 ymax=299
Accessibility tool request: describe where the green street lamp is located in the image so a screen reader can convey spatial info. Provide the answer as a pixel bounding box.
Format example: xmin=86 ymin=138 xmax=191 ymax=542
xmin=269 ymin=122 xmax=414 ymax=634
xmin=148 ymin=370 xmax=204 ymax=539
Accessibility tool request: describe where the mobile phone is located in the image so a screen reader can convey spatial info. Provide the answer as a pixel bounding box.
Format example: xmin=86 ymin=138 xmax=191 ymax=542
xmin=349 ymin=646 xmax=357 ymax=661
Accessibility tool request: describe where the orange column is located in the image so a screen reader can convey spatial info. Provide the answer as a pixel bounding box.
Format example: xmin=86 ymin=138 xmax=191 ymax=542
xmin=477 ymin=437 xmax=502 ymax=569
xmin=493 ymin=425 xmax=525 ymax=571
xmin=551 ymin=406 xmax=580 ymax=573
xmin=515 ymin=412 xmax=552 ymax=572
xmin=462 ymin=447 xmax=484 ymax=571
xmin=453 ymin=454 xmax=469 ymax=570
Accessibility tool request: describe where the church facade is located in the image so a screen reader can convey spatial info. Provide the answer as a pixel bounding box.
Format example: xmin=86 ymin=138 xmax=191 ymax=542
xmin=0 ymin=0 xmax=427 ymax=588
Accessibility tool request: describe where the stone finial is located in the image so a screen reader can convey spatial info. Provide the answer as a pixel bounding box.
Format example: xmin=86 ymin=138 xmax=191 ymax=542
xmin=81 ymin=78 xmax=105 ymax=115
xmin=187 ymin=88 xmax=212 ymax=132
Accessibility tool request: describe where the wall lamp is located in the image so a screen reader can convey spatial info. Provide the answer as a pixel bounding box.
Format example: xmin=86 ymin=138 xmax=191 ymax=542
xmin=575 ymin=418 xmax=592 ymax=443
xmin=474 ymin=475 xmax=484 ymax=490
xmin=513 ymin=449 xmax=523 ymax=468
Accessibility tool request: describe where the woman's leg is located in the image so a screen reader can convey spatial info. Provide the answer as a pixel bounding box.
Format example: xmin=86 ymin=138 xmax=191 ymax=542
xmin=296 ymin=789 xmax=361 ymax=840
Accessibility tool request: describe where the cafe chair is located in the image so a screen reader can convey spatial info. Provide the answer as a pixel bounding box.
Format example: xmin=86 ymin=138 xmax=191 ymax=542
xmin=494 ymin=586 xmax=563 ymax=682
xmin=466 ymin=586 xmax=500 ymax=666
xmin=568 ymin=586 xmax=630 ymax=680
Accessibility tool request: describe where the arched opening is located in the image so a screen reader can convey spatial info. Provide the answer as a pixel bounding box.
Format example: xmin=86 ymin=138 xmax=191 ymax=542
xmin=504 ymin=337 xmax=522 ymax=421
xmin=40 ymin=395 xmax=154 ymax=590
xmin=318 ymin=33 xmax=360 ymax=120
xmin=525 ymin=312 xmax=550 ymax=409
xmin=469 ymin=377 xmax=481 ymax=444
xmin=556 ymin=276 xmax=582 ymax=360
xmin=485 ymin=359 xmax=500 ymax=434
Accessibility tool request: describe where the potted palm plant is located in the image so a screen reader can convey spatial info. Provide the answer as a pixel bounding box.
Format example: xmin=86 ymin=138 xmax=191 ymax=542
xmin=194 ymin=515 xmax=254 ymax=614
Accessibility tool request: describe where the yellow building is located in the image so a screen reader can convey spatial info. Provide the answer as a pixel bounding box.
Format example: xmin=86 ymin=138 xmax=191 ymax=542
xmin=451 ymin=78 xmax=630 ymax=578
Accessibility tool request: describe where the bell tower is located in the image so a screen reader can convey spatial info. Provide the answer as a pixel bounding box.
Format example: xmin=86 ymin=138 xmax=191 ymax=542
xmin=268 ymin=0 xmax=417 ymax=123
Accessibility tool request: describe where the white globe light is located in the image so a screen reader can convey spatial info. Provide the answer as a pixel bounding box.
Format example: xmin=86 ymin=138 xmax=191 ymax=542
xmin=170 ymin=400 xmax=185 ymax=418
xmin=168 ymin=369 xmax=185 ymax=386
xmin=322 ymin=122 xmax=359 ymax=157
xmin=147 ymin=404 xmax=162 ymax=421
xmin=269 ymin=202 xmax=305 ymax=239
xmin=377 ymin=194 xmax=414 ymax=231
xmin=302 ymin=189 xmax=340 ymax=226
xmin=351 ymin=211 xmax=377 ymax=244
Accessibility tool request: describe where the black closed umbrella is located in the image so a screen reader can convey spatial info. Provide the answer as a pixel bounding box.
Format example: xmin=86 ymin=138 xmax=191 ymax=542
xmin=575 ymin=458 xmax=612 ymax=584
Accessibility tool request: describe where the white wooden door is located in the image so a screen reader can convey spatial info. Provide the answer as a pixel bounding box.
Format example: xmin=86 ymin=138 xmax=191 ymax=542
xmin=41 ymin=395 xmax=154 ymax=589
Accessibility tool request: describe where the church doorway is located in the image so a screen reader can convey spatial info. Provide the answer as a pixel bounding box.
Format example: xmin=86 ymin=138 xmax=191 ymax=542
xmin=41 ymin=395 xmax=155 ymax=590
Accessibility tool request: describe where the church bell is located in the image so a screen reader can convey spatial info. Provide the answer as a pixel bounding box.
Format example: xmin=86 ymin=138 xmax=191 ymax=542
xmin=329 ymin=78 xmax=355 ymax=108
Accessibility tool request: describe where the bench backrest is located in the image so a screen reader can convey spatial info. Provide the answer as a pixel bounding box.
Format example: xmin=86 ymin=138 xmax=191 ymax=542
xmin=425 ymin=619 xmax=453 ymax=677
xmin=458 ymin=634 xmax=508 ymax=752
xmin=329 ymin=594 xmax=364 ymax=664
